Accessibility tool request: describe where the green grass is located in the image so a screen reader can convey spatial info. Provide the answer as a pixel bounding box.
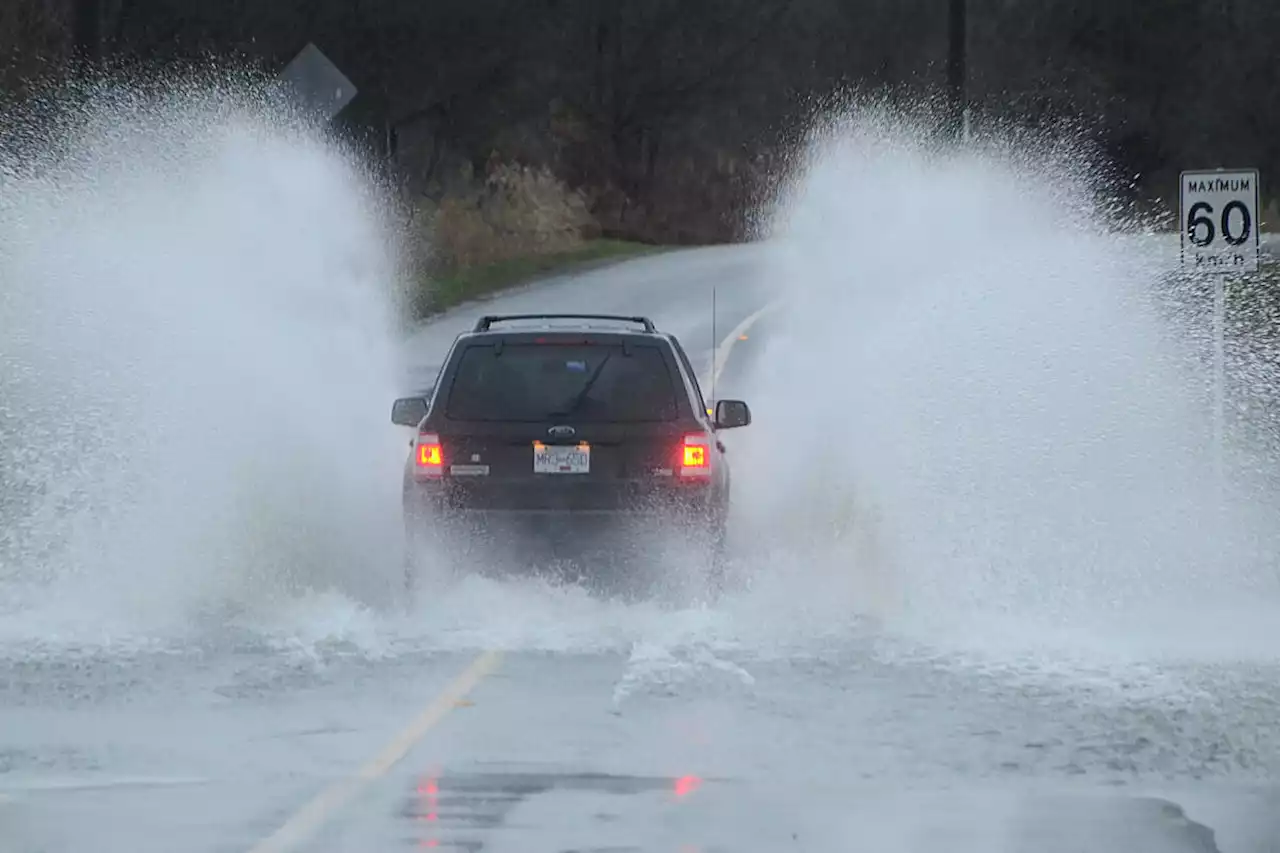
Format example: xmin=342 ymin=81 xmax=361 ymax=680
xmin=415 ymin=239 xmax=666 ymax=319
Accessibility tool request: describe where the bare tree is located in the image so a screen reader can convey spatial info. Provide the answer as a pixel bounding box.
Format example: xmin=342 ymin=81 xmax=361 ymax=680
xmin=0 ymin=0 xmax=71 ymax=94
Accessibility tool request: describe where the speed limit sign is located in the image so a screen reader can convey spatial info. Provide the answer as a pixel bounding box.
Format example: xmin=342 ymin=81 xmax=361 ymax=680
xmin=1180 ymin=167 xmax=1261 ymax=499
xmin=1180 ymin=169 xmax=1260 ymax=273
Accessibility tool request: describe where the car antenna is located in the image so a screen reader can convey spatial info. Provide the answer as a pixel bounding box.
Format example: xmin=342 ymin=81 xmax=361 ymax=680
xmin=710 ymin=284 xmax=717 ymax=418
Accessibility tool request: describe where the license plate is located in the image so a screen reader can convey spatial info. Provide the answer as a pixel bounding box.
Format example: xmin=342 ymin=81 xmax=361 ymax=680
xmin=533 ymin=443 xmax=590 ymax=474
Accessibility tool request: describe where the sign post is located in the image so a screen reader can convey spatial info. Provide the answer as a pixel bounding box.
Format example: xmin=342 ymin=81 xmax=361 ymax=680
xmin=948 ymin=0 xmax=967 ymax=141
xmin=1179 ymin=168 xmax=1261 ymax=504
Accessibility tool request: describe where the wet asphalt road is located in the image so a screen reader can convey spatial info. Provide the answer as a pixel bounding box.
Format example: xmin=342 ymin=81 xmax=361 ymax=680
xmin=6 ymin=639 xmax=1280 ymax=853
xmin=4 ymin=242 xmax=1280 ymax=853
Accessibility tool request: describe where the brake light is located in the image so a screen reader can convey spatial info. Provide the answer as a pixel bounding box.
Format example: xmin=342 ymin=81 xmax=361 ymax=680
xmin=682 ymin=443 xmax=706 ymax=468
xmin=416 ymin=432 xmax=444 ymax=477
xmin=680 ymin=434 xmax=711 ymax=477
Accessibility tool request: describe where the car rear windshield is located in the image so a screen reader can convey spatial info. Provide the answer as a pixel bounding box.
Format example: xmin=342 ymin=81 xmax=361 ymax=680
xmin=445 ymin=343 xmax=681 ymax=422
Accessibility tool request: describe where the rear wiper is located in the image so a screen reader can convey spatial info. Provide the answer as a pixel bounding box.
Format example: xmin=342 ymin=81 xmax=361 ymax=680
xmin=548 ymin=354 xmax=612 ymax=418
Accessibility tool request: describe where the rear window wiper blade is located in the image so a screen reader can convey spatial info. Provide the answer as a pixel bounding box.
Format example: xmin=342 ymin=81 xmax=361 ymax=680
xmin=547 ymin=353 xmax=612 ymax=419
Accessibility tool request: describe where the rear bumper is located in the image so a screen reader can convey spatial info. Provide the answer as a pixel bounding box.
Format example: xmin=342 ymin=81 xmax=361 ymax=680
xmin=403 ymin=486 xmax=724 ymax=541
xmin=405 ymin=474 xmax=722 ymax=512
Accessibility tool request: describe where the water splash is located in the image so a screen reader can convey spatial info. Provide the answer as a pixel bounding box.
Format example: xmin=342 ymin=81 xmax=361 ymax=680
xmin=732 ymin=100 xmax=1280 ymax=665
xmin=0 ymin=70 xmax=408 ymax=652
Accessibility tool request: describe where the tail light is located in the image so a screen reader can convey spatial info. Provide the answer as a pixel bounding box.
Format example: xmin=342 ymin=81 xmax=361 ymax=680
xmin=415 ymin=432 xmax=444 ymax=478
xmin=680 ymin=433 xmax=711 ymax=478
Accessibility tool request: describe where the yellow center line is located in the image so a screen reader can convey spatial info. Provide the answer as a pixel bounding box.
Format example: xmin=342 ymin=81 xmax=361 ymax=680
xmin=703 ymin=299 xmax=782 ymax=394
xmin=247 ymin=649 xmax=503 ymax=853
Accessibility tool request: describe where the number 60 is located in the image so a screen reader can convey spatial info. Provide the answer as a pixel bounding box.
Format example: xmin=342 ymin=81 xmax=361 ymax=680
xmin=1187 ymin=200 xmax=1253 ymax=247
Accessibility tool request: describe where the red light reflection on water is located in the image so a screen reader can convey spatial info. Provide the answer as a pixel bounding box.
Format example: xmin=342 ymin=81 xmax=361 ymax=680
xmin=674 ymin=775 xmax=703 ymax=797
xmin=417 ymin=774 xmax=440 ymax=849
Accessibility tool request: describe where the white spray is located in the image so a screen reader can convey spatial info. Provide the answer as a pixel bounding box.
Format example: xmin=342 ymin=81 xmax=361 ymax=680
xmin=0 ymin=73 xmax=409 ymax=653
xmin=734 ymin=103 xmax=1280 ymax=665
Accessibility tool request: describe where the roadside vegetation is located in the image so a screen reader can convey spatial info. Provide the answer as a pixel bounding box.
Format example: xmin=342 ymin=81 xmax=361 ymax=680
xmin=403 ymin=162 xmax=664 ymax=317
xmin=4 ymin=1 xmax=1278 ymax=316
xmin=415 ymin=239 xmax=660 ymax=317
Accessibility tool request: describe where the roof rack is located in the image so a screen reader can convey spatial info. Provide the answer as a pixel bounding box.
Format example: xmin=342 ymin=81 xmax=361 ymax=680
xmin=471 ymin=313 xmax=658 ymax=333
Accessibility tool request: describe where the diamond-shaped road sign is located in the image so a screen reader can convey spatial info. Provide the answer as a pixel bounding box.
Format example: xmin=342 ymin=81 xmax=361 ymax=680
xmin=278 ymin=43 xmax=357 ymax=121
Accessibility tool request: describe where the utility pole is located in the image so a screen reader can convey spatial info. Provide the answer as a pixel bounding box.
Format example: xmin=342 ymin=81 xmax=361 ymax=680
xmin=947 ymin=0 xmax=967 ymax=140
xmin=72 ymin=0 xmax=103 ymax=68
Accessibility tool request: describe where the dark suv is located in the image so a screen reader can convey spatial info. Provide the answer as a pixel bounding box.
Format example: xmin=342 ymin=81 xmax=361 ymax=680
xmin=390 ymin=313 xmax=752 ymax=593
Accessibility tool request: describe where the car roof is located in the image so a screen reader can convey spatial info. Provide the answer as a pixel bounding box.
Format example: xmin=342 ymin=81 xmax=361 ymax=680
xmin=426 ymin=315 xmax=702 ymax=357
xmin=470 ymin=313 xmax=658 ymax=334
xmin=453 ymin=328 xmax=668 ymax=346
xmin=424 ymin=314 xmax=707 ymax=420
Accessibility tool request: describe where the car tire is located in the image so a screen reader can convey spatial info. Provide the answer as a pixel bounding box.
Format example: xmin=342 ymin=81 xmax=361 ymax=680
xmin=401 ymin=524 xmax=426 ymax=608
xmin=703 ymin=520 xmax=740 ymax=601
xmin=401 ymin=505 xmax=458 ymax=608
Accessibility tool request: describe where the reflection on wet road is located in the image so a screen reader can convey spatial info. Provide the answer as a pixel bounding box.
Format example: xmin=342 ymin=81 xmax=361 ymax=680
xmin=242 ymin=641 xmax=1280 ymax=853
xmin=402 ymin=769 xmax=706 ymax=851
xmin=392 ymin=768 xmax=1228 ymax=853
